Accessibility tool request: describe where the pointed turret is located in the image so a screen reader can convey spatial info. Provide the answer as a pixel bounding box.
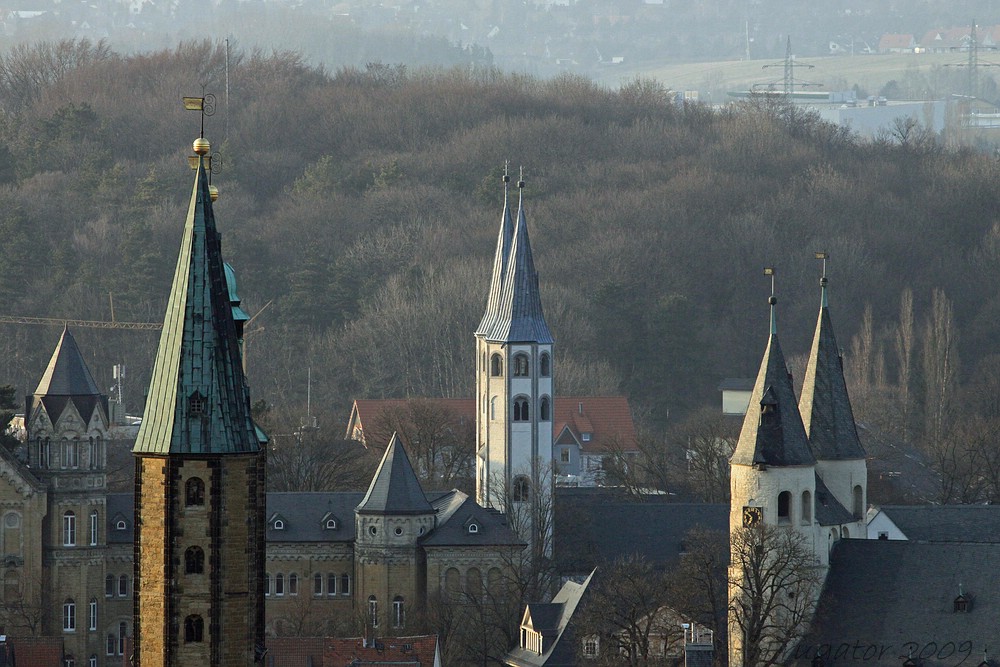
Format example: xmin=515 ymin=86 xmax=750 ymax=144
xmin=475 ymin=169 xmax=515 ymax=338
xmin=488 ymin=179 xmax=553 ymax=344
xmin=357 ymin=433 xmax=433 ymax=515
xmin=731 ymin=280 xmax=814 ymax=468
xmin=799 ymin=270 xmax=866 ymax=461
xmin=132 ymin=152 xmax=259 ymax=456
xmin=28 ymin=326 xmax=106 ymax=426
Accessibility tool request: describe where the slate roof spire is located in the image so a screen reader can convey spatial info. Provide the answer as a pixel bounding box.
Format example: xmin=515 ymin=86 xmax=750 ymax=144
xmin=798 ymin=255 xmax=866 ymax=460
xmin=356 ymin=432 xmax=434 ymax=515
xmin=475 ymin=164 xmax=515 ymax=338
xmin=132 ymin=139 xmax=260 ymax=455
xmin=486 ymin=170 xmax=553 ymax=344
xmin=28 ymin=326 xmax=106 ymax=425
xmin=731 ymin=268 xmax=815 ymax=467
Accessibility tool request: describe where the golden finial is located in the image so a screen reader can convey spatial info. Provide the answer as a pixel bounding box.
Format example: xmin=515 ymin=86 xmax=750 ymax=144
xmin=209 ymin=184 xmax=219 ymax=201
xmin=193 ymin=137 xmax=210 ymax=156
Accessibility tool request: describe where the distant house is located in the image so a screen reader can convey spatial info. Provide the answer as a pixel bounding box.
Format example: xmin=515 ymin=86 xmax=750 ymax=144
xmin=877 ymin=33 xmax=916 ymax=53
xmin=919 ymin=27 xmax=972 ymax=53
xmin=717 ymin=378 xmax=753 ymax=416
xmin=505 ymin=571 xmax=595 ymax=667
xmin=866 ymin=505 xmax=1000 ymax=541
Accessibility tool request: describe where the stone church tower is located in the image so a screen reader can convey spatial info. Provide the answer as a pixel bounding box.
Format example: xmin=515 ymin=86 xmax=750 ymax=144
xmin=132 ymin=137 xmax=267 ymax=667
xmin=354 ymin=433 xmax=436 ymax=632
xmin=25 ymin=327 xmax=110 ymax=660
xmin=474 ymin=172 xmax=554 ymax=559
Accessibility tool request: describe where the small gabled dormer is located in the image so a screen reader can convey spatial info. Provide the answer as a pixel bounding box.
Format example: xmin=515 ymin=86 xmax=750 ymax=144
xmin=321 ymin=512 xmax=340 ymax=531
xmin=112 ymin=513 xmax=129 ymax=533
xmin=463 ymin=515 xmax=480 ymax=535
xmin=954 ymin=586 xmax=972 ymax=613
xmin=269 ymin=513 xmax=287 ymax=532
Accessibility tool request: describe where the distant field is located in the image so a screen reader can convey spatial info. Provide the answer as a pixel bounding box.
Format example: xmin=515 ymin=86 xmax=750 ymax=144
xmin=593 ymin=53 xmax=983 ymax=96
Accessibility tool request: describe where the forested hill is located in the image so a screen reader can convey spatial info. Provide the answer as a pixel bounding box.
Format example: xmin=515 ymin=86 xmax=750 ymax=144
xmin=0 ymin=40 xmax=997 ymax=437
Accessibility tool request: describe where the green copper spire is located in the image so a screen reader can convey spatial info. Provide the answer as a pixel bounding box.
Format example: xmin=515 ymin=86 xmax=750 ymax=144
xmin=133 ymin=147 xmax=260 ymax=455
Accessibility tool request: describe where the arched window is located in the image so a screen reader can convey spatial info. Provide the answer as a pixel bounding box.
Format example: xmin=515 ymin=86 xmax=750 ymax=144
xmin=368 ymin=595 xmax=379 ymax=628
xmin=63 ymin=599 xmax=76 ymax=631
xmin=185 ymin=478 xmax=205 ymax=506
xmin=490 ymin=396 xmax=497 ymax=420
xmin=184 ymin=615 xmax=204 ymax=643
xmin=63 ymin=440 xmax=79 ymax=469
xmin=540 ymin=353 xmax=551 ymax=377
xmin=539 ymin=396 xmax=551 ymax=421
xmin=105 ymin=575 xmax=114 ymax=597
xmin=490 ymin=354 xmax=503 ymax=377
xmin=89 ymin=510 xmax=98 ymax=546
xmin=275 ymin=573 xmax=284 ymax=596
xmin=117 ymin=622 xmax=127 ymax=654
xmin=106 ymin=634 xmax=115 ymax=655
xmin=265 ymin=573 xmax=271 ymax=596
xmin=466 ymin=568 xmax=483 ymax=600
xmin=63 ymin=512 xmax=76 ymax=546
xmin=117 ymin=575 xmax=128 ymax=597
xmin=63 ymin=656 xmax=75 ymax=667
xmin=393 ymin=596 xmax=405 ymax=628
xmin=288 ymin=573 xmax=298 ymax=596
xmin=853 ymin=485 xmax=864 ymax=519
xmin=89 ymin=655 xmax=97 ymax=667
xmin=512 ymin=476 xmax=530 ymax=502
xmin=513 ymin=397 xmax=530 ymax=422
xmin=314 ymin=573 xmax=323 ymax=596
xmin=185 ymin=546 xmax=204 ymax=574
xmin=777 ymin=491 xmax=791 ymax=524
xmin=341 ymin=573 xmax=350 ymax=596
xmin=88 ymin=598 xmax=97 ymax=631
xmin=445 ymin=567 xmax=461 ymax=595
xmin=42 ymin=438 xmax=51 ymax=468
xmin=842 ymin=526 xmax=850 ymax=538
xmin=327 ymin=573 xmax=337 ymax=597
xmin=513 ymin=353 xmax=529 ymax=377
xmin=801 ymin=490 xmax=812 ymax=524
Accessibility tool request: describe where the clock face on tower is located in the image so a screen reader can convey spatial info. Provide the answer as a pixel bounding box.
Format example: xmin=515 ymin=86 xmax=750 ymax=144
xmin=743 ymin=506 xmax=763 ymax=527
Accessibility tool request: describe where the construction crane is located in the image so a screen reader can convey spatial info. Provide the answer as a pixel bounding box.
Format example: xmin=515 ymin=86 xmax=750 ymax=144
xmin=0 ymin=315 xmax=162 ymax=330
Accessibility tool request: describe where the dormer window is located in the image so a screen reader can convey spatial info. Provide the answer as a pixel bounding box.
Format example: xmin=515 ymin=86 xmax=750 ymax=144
xmin=581 ymin=432 xmax=591 ymax=442
xmin=760 ymin=387 xmax=779 ymax=427
xmin=468 ymin=523 xmax=479 ymax=534
xmin=115 ymin=520 xmax=127 ymax=531
xmin=325 ymin=519 xmax=337 ymax=530
xmin=188 ymin=392 xmax=205 ymax=418
xmin=273 ymin=519 xmax=284 ymax=531
xmin=954 ymin=593 xmax=971 ymax=613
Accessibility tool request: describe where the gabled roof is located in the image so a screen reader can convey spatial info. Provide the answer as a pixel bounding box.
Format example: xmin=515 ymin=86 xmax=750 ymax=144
xmin=813 ymin=472 xmax=854 ymax=526
xmin=475 ymin=175 xmax=515 ymax=338
xmin=872 ymin=505 xmax=1000 ymax=543
xmin=7 ymin=637 xmax=63 ymax=667
xmin=799 ymin=280 xmax=865 ymax=461
xmin=325 ymin=635 xmax=441 ymax=666
xmin=796 ymin=541 xmax=1000 ymax=663
xmin=483 ymin=191 xmax=553 ymax=344
xmin=505 ymin=570 xmax=595 ymax=667
xmin=731 ymin=300 xmax=814 ymax=468
xmin=878 ymin=33 xmax=915 ymax=50
xmin=421 ymin=490 xmax=525 ymax=548
xmin=133 ymin=151 xmax=261 ymax=456
xmin=356 ymin=433 xmax=434 ymax=516
xmin=264 ymin=637 xmax=326 ymax=667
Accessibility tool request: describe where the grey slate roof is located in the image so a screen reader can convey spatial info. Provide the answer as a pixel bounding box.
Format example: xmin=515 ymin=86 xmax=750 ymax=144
xmin=799 ymin=284 xmax=866 ymax=461
xmin=814 ymin=473 xmax=854 ymax=526
xmin=356 ymin=433 xmax=434 ymax=516
xmin=28 ymin=327 xmax=108 ymax=426
xmin=475 ymin=181 xmax=515 ymax=338
xmin=133 ymin=155 xmax=261 ymax=455
xmin=731 ymin=321 xmax=815 ymax=467
xmin=795 ymin=540 xmax=1000 ymax=664
xmin=266 ymin=492 xmax=363 ymax=543
xmin=554 ymin=489 xmax=729 ymax=575
xmin=505 ymin=570 xmax=595 ymax=667
xmin=420 ymin=491 xmax=525 ymax=548
xmin=106 ymin=493 xmax=134 ymax=544
xmin=482 ymin=195 xmax=554 ymax=344
xmin=875 ymin=505 xmax=1000 ymax=543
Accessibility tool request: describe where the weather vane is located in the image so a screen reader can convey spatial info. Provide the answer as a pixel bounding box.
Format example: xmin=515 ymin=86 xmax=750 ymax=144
xmin=183 ymin=92 xmax=216 ymax=139
xmin=182 ymin=92 xmax=222 ymax=198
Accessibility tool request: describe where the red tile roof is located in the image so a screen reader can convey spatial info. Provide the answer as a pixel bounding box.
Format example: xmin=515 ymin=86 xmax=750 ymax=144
xmin=266 ymin=637 xmax=326 ymax=667
xmin=325 ymin=635 xmax=440 ymax=666
xmin=877 ymin=34 xmax=915 ymax=51
xmin=348 ymin=396 xmax=637 ymax=455
xmin=8 ymin=636 xmax=62 ymax=667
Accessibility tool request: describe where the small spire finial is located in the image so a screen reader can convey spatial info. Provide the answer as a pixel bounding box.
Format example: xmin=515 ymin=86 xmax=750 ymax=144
xmin=502 ymin=161 xmax=510 ymax=185
xmin=815 ymin=251 xmax=829 ymax=307
xmin=517 ymin=166 xmax=525 ymax=207
xmin=764 ymin=267 xmax=777 ymax=335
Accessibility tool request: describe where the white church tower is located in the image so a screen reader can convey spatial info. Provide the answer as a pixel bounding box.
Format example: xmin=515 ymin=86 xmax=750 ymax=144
xmin=474 ymin=169 xmax=554 ymax=560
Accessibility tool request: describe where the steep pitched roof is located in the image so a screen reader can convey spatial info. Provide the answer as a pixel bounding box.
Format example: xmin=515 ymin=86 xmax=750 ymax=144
xmin=264 ymin=637 xmax=327 ymax=667
xmin=796 ymin=540 xmax=1000 ymax=663
xmin=731 ymin=300 xmax=814 ymax=467
xmin=420 ymin=490 xmax=525 ymax=548
xmin=475 ymin=175 xmax=515 ymax=339
xmin=505 ymin=570 xmax=595 ymax=667
xmin=813 ymin=472 xmax=854 ymax=526
xmin=873 ymin=505 xmax=1000 ymax=543
xmin=33 ymin=327 xmax=101 ymax=397
xmin=484 ymin=191 xmax=553 ymax=344
xmin=356 ymin=432 xmax=434 ymax=515
xmin=133 ymin=151 xmax=260 ymax=455
xmin=798 ymin=280 xmax=865 ymax=461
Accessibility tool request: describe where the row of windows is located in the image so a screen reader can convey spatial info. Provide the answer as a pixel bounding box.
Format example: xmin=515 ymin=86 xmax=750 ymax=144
xmin=367 ymin=595 xmax=405 ymax=629
xmin=488 ymin=395 xmax=551 ymax=422
xmin=443 ymin=566 xmax=504 ymax=601
xmin=487 ymin=352 xmax=551 ymax=378
xmin=35 ymin=437 xmax=104 ymax=470
xmin=62 ymin=599 xmax=107 ymax=633
xmin=267 ymin=572 xmax=351 ymax=597
xmin=61 ymin=656 xmax=100 ymax=667
xmin=62 ymin=511 xmax=101 ymax=547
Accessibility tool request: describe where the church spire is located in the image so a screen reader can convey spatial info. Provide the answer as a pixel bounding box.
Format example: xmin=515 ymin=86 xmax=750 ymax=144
xmin=487 ymin=171 xmax=553 ymax=344
xmin=799 ymin=253 xmax=866 ymax=460
xmin=133 ymin=138 xmax=259 ymax=455
xmin=731 ymin=268 xmax=814 ymax=468
xmin=475 ymin=164 xmax=515 ymax=339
